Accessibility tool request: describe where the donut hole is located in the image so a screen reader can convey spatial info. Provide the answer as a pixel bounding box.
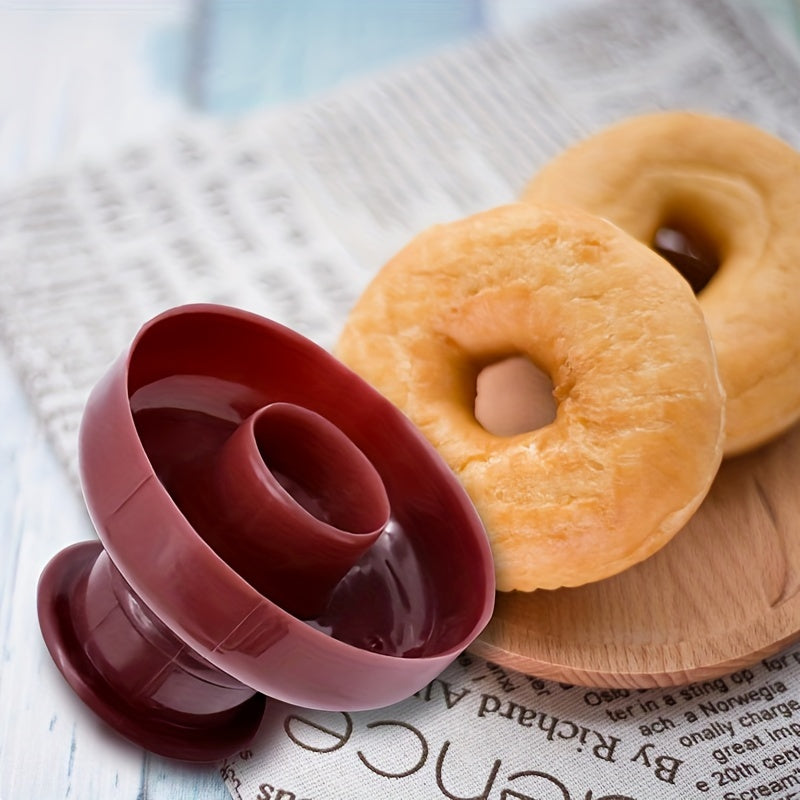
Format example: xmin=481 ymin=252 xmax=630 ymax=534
xmin=652 ymin=219 xmax=720 ymax=293
xmin=474 ymin=355 xmax=557 ymax=436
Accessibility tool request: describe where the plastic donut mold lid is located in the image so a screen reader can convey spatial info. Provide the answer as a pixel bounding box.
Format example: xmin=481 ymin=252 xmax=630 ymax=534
xmin=37 ymin=304 xmax=495 ymax=761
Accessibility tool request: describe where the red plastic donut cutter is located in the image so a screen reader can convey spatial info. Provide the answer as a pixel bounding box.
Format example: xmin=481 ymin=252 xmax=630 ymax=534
xmin=36 ymin=304 xmax=495 ymax=762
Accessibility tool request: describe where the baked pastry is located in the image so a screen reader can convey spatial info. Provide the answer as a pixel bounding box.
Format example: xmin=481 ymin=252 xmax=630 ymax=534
xmin=337 ymin=203 xmax=725 ymax=591
xmin=523 ymin=111 xmax=800 ymax=455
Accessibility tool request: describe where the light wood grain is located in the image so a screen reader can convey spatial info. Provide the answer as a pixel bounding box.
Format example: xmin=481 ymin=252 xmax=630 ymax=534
xmin=472 ymin=421 xmax=800 ymax=688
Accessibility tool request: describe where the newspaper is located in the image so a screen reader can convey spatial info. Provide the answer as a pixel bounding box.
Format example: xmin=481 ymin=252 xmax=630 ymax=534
xmin=2 ymin=0 xmax=800 ymax=797
xmin=220 ymin=649 xmax=800 ymax=800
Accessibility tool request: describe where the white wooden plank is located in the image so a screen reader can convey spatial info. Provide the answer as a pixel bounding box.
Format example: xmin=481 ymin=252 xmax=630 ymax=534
xmin=0 ymin=349 xmax=147 ymax=797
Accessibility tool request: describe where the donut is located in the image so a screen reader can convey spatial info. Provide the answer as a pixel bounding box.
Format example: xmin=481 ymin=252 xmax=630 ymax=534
xmin=522 ymin=111 xmax=800 ymax=456
xmin=336 ymin=203 xmax=725 ymax=592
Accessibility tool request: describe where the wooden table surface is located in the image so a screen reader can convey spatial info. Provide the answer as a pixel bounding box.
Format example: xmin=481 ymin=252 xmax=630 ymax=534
xmin=1 ymin=2 xmax=798 ymax=798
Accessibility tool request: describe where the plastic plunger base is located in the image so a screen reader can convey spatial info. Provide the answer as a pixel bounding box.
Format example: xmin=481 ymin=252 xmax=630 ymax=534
xmin=38 ymin=541 xmax=266 ymax=762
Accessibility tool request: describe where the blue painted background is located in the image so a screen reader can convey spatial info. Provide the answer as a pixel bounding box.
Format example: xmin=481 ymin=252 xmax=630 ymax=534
xmin=152 ymin=0 xmax=486 ymax=115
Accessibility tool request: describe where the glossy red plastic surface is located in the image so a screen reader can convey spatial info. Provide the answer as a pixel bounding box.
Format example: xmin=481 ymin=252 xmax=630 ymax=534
xmin=37 ymin=304 xmax=495 ymax=761
xmin=182 ymin=401 xmax=390 ymax=619
xmin=38 ymin=540 xmax=267 ymax=761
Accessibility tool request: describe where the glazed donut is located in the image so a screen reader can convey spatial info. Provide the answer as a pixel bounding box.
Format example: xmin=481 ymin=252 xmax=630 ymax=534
xmin=336 ymin=203 xmax=725 ymax=592
xmin=522 ymin=111 xmax=800 ymax=456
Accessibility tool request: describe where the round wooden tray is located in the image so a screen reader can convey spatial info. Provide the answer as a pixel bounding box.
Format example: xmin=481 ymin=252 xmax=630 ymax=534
xmin=471 ymin=422 xmax=800 ymax=688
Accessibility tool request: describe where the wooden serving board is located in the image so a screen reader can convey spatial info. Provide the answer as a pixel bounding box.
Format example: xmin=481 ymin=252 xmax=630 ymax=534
xmin=471 ymin=421 xmax=800 ymax=689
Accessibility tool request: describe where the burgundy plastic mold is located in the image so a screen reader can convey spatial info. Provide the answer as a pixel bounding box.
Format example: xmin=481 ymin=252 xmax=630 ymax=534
xmin=37 ymin=304 xmax=495 ymax=762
